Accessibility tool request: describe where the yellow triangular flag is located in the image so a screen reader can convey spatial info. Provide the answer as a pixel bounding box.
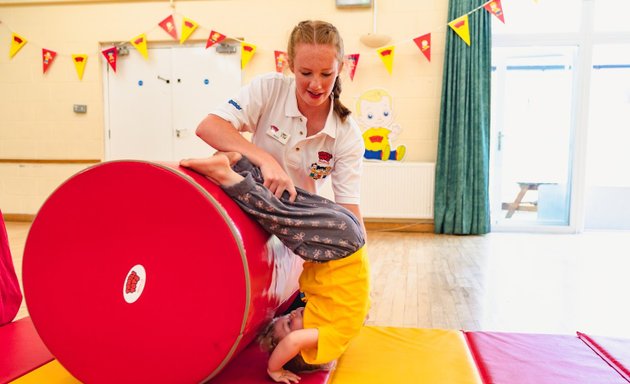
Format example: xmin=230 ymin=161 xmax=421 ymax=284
xmin=241 ymin=42 xmax=257 ymax=69
xmin=376 ymin=46 xmax=395 ymax=74
xmin=72 ymin=54 xmax=88 ymax=80
xmin=9 ymin=33 xmax=27 ymax=59
xmin=180 ymin=17 xmax=198 ymax=44
xmin=130 ymin=33 xmax=149 ymax=60
xmin=448 ymin=15 xmax=471 ymax=46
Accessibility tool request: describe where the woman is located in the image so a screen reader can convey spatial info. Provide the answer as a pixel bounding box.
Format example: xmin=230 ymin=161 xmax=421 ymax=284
xmin=195 ymin=20 xmax=365 ymax=233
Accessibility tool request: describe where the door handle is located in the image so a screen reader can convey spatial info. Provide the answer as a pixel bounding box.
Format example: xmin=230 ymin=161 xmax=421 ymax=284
xmin=157 ymin=75 xmax=170 ymax=84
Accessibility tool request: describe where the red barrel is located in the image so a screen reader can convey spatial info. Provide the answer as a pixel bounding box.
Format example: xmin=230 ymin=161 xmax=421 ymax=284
xmin=23 ymin=161 xmax=302 ymax=383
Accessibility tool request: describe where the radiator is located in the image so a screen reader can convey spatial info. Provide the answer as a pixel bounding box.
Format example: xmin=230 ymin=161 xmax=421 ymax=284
xmin=320 ymin=162 xmax=435 ymax=219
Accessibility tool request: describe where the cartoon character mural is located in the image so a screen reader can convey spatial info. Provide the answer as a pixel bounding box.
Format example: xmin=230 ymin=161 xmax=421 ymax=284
xmin=356 ymin=88 xmax=406 ymax=161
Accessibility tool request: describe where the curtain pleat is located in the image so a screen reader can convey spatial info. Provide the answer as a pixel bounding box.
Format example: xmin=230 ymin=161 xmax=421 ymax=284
xmin=434 ymin=0 xmax=491 ymax=234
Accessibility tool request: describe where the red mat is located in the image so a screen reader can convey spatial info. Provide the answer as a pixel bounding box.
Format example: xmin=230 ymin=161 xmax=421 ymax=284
xmin=0 ymin=209 xmax=22 ymax=326
xmin=0 ymin=317 xmax=54 ymax=384
xmin=23 ymin=161 xmax=301 ymax=383
xmin=465 ymin=331 xmax=629 ymax=384
xmin=211 ymin=339 xmax=331 ymax=384
xmin=578 ymin=332 xmax=630 ymax=382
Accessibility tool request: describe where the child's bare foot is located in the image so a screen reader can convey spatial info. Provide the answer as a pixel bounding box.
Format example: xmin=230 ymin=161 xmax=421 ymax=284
xmin=213 ymin=151 xmax=242 ymax=166
xmin=180 ymin=154 xmax=244 ymax=186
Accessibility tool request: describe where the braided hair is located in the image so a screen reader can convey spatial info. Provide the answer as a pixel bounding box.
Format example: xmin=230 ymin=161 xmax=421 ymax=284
xmin=288 ymin=20 xmax=352 ymax=122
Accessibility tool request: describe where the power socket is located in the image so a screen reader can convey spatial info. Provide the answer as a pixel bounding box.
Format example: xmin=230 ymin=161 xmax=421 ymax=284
xmin=73 ymin=104 xmax=87 ymax=113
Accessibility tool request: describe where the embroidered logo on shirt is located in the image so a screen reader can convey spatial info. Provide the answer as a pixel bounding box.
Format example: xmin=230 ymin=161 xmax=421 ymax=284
xmin=309 ymin=151 xmax=333 ymax=180
xmin=228 ymin=99 xmax=242 ymax=110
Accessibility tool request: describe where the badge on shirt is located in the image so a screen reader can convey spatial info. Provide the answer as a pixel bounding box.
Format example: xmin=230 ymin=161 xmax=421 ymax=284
xmin=309 ymin=151 xmax=333 ymax=180
xmin=266 ymin=124 xmax=290 ymax=144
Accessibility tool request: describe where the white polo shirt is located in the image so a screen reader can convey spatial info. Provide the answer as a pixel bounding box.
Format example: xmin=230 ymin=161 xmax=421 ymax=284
xmin=211 ymin=73 xmax=364 ymax=205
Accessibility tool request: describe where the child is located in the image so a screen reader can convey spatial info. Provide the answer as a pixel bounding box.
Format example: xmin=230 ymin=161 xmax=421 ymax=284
xmin=180 ymin=153 xmax=370 ymax=384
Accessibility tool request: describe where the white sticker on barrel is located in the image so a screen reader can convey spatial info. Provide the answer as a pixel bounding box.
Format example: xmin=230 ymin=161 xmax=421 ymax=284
xmin=123 ymin=264 xmax=146 ymax=304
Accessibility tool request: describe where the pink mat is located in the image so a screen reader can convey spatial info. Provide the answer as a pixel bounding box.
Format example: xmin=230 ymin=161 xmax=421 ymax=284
xmin=210 ymin=339 xmax=331 ymax=384
xmin=465 ymin=331 xmax=629 ymax=384
xmin=0 ymin=317 xmax=54 ymax=384
xmin=578 ymin=332 xmax=630 ymax=382
xmin=0 ymin=209 xmax=22 ymax=326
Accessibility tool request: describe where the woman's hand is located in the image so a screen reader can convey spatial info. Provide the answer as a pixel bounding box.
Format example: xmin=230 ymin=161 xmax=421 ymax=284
xmin=267 ymin=368 xmax=301 ymax=383
xmin=260 ymin=161 xmax=298 ymax=202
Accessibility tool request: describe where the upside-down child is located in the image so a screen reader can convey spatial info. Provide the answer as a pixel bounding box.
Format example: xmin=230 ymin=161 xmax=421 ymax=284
xmin=180 ymin=153 xmax=370 ymax=384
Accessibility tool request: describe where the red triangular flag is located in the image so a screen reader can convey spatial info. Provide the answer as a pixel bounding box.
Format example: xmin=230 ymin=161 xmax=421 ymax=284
xmin=206 ymin=30 xmax=227 ymax=49
xmin=345 ymin=53 xmax=360 ymax=81
xmin=274 ymin=51 xmax=288 ymax=73
xmin=413 ymin=33 xmax=431 ymax=62
xmin=484 ymin=0 xmax=506 ymax=23
xmin=159 ymin=15 xmax=178 ymax=40
xmin=101 ymin=46 xmax=118 ymax=72
xmin=42 ymin=49 xmax=57 ymax=74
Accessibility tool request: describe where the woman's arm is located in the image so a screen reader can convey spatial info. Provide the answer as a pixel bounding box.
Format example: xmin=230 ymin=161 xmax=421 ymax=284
xmin=195 ymin=114 xmax=297 ymax=201
xmin=267 ymin=328 xmax=319 ymax=383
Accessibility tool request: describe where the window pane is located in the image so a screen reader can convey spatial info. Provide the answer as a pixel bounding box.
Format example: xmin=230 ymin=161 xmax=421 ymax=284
xmin=594 ymin=0 xmax=630 ymax=32
xmin=492 ymin=0 xmax=581 ymax=35
xmin=491 ymin=47 xmax=575 ymax=226
xmin=585 ymin=44 xmax=630 ymax=230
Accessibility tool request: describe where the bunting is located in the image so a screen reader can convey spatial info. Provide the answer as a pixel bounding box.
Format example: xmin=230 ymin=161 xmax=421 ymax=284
xmin=241 ymin=42 xmax=256 ymax=69
xmin=413 ymin=33 xmax=431 ymax=62
xmin=42 ymin=49 xmax=57 ymax=74
xmin=1 ymin=1 xmax=510 ymax=81
xmin=485 ymin=0 xmax=505 ymax=23
xmin=206 ymin=30 xmax=226 ymax=49
xmin=377 ymin=46 xmax=395 ymax=74
xmin=345 ymin=53 xmax=359 ymax=81
xmin=101 ymin=46 xmax=118 ymax=72
xmin=180 ymin=17 xmax=198 ymax=44
xmin=274 ymin=50 xmax=288 ymax=73
xmin=130 ymin=33 xmax=149 ymax=60
xmin=448 ymin=15 xmax=471 ymax=46
xmin=159 ymin=15 xmax=178 ymax=40
xmin=72 ymin=54 xmax=88 ymax=80
xmin=9 ymin=33 xmax=27 ymax=58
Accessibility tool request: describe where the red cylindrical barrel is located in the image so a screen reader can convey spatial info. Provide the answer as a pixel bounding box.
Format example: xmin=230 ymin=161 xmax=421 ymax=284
xmin=23 ymin=161 xmax=302 ymax=383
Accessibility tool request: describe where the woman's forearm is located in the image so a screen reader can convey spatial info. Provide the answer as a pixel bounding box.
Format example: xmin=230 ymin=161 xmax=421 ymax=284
xmin=195 ymin=114 xmax=272 ymax=167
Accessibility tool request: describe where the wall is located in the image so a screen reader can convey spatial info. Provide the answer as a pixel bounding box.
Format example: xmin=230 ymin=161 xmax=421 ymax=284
xmin=0 ymin=0 xmax=448 ymax=216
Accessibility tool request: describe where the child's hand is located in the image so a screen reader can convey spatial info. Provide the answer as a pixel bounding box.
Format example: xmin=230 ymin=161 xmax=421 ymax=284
xmin=267 ymin=368 xmax=301 ymax=383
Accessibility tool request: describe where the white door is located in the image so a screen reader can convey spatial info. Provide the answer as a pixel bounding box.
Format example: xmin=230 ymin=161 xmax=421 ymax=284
xmin=104 ymin=44 xmax=241 ymax=162
xmin=171 ymin=46 xmax=241 ymax=160
xmin=490 ymin=46 xmax=576 ymax=230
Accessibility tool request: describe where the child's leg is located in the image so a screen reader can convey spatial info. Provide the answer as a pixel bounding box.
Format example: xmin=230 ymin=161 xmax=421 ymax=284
xmin=181 ymin=153 xmax=365 ymax=261
xmin=222 ymin=175 xmax=365 ymax=262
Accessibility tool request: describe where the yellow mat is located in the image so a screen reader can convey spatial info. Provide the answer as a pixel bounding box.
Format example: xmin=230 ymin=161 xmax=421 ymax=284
xmin=328 ymin=326 xmax=482 ymax=384
xmin=10 ymin=360 xmax=78 ymax=384
xmin=11 ymin=327 xmax=481 ymax=384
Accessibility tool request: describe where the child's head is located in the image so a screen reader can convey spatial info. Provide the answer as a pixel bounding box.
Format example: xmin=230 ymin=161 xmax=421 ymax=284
xmin=259 ymin=307 xmax=305 ymax=351
xmin=259 ymin=307 xmax=328 ymax=372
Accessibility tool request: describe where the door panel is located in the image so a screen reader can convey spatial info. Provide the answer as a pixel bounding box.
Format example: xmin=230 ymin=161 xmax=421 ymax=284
xmin=490 ymin=47 xmax=575 ymax=228
xmin=106 ymin=48 xmax=173 ymax=161
xmin=171 ymin=46 xmax=241 ymax=160
xmin=105 ymin=45 xmax=241 ymax=162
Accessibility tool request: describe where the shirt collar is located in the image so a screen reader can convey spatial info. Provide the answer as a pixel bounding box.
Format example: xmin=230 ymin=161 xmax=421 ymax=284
xmin=285 ymin=80 xmax=339 ymax=139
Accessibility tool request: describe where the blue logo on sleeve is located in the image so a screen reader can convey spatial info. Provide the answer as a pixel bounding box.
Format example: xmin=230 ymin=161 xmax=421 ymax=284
xmin=228 ymin=99 xmax=242 ymax=110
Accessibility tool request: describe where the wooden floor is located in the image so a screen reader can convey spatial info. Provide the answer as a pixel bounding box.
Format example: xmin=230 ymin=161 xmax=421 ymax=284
xmin=5 ymin=221 xmax=630 ymax=338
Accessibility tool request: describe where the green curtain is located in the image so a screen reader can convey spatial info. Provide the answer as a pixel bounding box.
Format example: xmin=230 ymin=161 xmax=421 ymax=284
xmin=434 ymin=0 xmax=491 ymax=235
